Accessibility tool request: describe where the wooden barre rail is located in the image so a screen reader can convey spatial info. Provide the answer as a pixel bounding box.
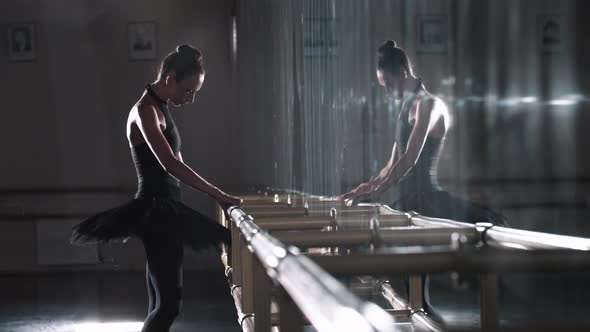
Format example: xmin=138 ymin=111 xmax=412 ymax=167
xmin=272 ymin=227 xmax=480 ymax=248
xmin=221 ymin=194 xmax=590 ymax=332
xmin=227 ymin=205 xmax=396 ymax=332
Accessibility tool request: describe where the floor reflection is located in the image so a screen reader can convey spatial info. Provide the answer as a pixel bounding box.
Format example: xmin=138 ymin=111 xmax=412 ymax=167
xmin=0 ymin=270 xmax=240 ymax=332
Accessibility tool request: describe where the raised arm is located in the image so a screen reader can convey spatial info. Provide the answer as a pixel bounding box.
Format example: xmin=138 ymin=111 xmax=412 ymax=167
xmin=135 ymin=104 xmax=240 ymax=206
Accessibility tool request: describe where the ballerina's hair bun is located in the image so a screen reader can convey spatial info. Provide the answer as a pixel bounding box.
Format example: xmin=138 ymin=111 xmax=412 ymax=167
xmin=158 ymin=44 xmax=205 ymax=81
xmin=377 ymin=39 xmax=414 ymax=76
xmin=385 ymin=40 xmax=397 ymax=48
xmin=176 ymin=44 xmax=203 ymax=64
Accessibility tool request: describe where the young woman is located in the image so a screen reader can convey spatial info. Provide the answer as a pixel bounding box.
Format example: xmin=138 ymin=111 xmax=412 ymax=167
xmin=338 ymin=40 xmax=505 ymax=226
xmin=72 ymin=44 xmax=241 ymax=332
xmin=335 ymin=40 xmax=505 ymax=320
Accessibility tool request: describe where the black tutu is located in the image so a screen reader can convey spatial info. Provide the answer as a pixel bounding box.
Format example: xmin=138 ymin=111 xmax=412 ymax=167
xmin=71 ymin=196 xmax=231 ymax=252
xmin=392 ymin=190 xmax=507 ymax=225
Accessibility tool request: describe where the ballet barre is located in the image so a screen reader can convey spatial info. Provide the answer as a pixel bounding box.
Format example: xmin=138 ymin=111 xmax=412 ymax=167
xmin=226 ymin=205 xmax=396 ymax=332
xmin=220 ymin=193 xmax=590 ymax=332
xmin=224 ymin=195 xmax=469 ymax=332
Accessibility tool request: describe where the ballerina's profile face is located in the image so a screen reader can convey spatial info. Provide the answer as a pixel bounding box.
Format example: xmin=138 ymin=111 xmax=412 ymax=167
xmin=377 ymin=67 xmax=407 ymax=101
xmin=167 ymin=73 xmax=205 ymax=107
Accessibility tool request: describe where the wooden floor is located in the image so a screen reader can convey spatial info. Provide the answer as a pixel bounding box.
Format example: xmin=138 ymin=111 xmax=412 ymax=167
xmin=1 ymin=268 xmax=590 ymax=332
xmin=0 ymin=267 xmax=240 ymax=332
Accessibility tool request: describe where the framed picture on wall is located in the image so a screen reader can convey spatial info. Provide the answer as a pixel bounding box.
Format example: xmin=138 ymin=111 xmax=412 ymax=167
xmin=303 ymin=17 xmax=339 ymax=58
xmin=416 ymin=15 xmax=448 ymax=53
xmin=7 ymin=22 xmax=36 ymax=62
xmin=537 ymin=15 xmax=566 ymax=54
xmin=128 ymin=21 xmax=157 ymax=61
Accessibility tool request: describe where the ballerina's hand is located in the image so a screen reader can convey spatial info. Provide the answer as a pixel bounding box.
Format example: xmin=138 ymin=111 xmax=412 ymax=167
xmin=225 ymin=195 xmax=242 ymax=207
xmin=216 ymin=195 xmax=241 ymax=222
xmin=351 ymin=192 xmax=372 ymax=205
xmin=332 ymin=192 xmax=354 ymax=202
xmin=337 ymin=183 xmax=370 ymax=201
xmin=334 ymin=191 xmax=362 ymax=206
xmin=218 ymin=194 xmax=242 ymax=210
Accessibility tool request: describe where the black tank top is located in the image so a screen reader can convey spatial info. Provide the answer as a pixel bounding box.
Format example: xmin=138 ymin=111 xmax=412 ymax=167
xmin=131 ymin=84 xmax=182 ymax=200
xmin=392 ymin=79 xmax=443 ymax=201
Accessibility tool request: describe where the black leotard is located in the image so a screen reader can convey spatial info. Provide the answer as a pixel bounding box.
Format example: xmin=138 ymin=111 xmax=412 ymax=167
xmin=390 ymin=79 xmax=505 ymax=225
xmin=132 ymin=84 xmax=182 ymax=199
xmin=71 ymin=84 xmax=231 ymax=249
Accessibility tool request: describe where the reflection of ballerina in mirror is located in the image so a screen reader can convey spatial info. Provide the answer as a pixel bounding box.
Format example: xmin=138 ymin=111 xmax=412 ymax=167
xmin=334 ymin=39 xmax=506 ymax=321
xmin=335 ymin=40 xmax=505 ymax=226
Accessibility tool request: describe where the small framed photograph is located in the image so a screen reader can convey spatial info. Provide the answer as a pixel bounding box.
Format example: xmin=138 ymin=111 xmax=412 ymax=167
xmin=538 ymin=15 xmax=566 ymax=54
xmin=303 ymin=17 xmax=339 ymax=58
xmin=128 ymin=21 xmax=157 ymax=61
xmin=417 ymin=15 xmax=448 ymax=53
xmin=7 ymin=23 xmax=36 ymax=62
